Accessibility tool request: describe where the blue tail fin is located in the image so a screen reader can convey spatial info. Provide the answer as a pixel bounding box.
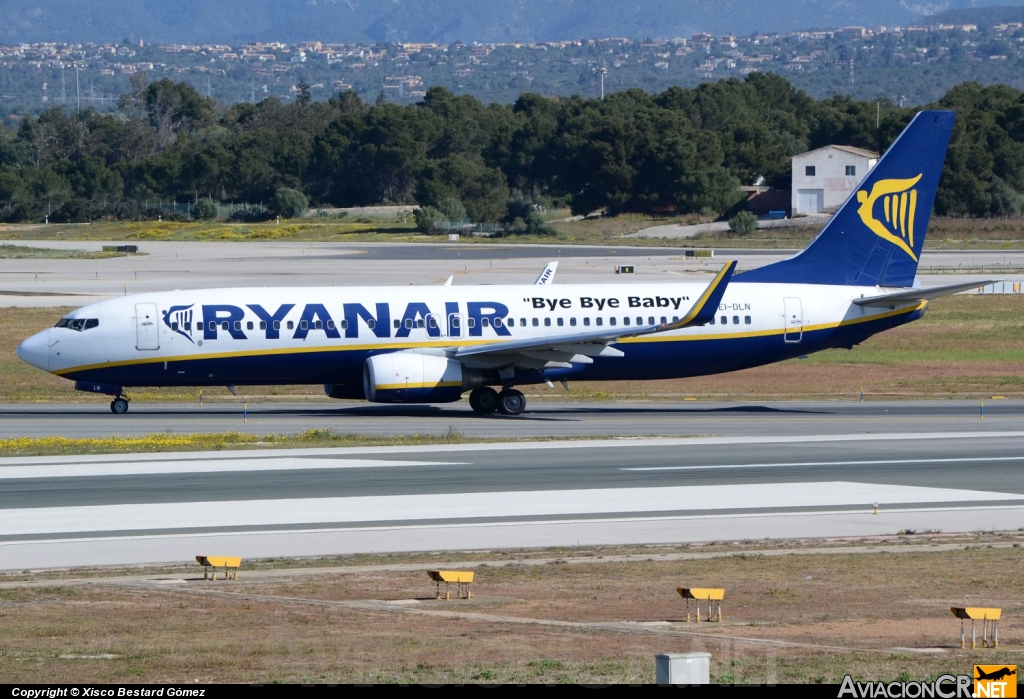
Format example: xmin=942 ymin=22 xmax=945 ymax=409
xmin=738 ymin=110 xmax=955 ymax=287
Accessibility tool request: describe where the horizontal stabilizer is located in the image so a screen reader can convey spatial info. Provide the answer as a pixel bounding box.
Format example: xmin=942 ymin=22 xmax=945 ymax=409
xmin=853 ymin=280 xmax=997 ymax=307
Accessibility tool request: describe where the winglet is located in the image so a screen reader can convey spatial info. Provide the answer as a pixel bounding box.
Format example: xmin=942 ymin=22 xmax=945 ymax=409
xmin=534 ymin=261 xmax=558 ymax=285
xmin=666 ymin=260 xmax=736 ymax=329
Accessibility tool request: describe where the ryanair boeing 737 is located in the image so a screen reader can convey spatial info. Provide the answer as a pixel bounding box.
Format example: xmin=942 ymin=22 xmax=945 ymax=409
xmin=17 ymin=110 xmax=983 ymax=416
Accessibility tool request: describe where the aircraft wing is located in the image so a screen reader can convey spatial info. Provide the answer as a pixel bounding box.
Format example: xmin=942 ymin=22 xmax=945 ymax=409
xmin=454 ymin=261 xmax=736 ymax=365
xmin=853 ymin=280 xmax=998 ymax=307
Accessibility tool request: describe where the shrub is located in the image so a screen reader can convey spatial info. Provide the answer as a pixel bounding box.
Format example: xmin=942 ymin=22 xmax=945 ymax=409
xmin=272 ymin=187 xmax=309 ymax=219
xmin=192 ymin=198 xmax=218 ymax=221
xmin=728 ymin=210 xmax=758 ymax=235
xmin=437 ymin=197 xmax=467 ymax=223
xmin=413 ymin=206 xmax=445 ymax=232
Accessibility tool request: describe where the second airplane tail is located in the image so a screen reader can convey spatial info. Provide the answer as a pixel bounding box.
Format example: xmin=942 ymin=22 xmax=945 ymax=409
xmin=738 ymin=110 xmax=955 ymax=288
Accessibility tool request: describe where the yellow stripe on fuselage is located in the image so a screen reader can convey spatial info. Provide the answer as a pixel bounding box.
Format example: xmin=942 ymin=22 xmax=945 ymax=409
xmin=53 ymin=302 xmax=926 ymax=376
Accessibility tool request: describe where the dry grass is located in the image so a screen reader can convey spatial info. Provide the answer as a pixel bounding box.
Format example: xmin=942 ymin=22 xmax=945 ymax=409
xmin=2 ymin=533 xmax=1022 ymax=683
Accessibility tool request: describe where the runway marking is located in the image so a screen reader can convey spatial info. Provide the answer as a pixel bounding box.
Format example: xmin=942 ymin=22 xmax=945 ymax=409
xmin=622 ymin=455 xmax=1024 ymax=472
xmin=0 ymin=458 xmax=466 ymax=480
xmin=1 ymin=481 xmax=1019 ymax=537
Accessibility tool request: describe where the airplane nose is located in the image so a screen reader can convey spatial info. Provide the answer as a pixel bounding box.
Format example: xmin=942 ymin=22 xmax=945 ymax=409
xmin=16 ymin=330 xmax=50 ymax=371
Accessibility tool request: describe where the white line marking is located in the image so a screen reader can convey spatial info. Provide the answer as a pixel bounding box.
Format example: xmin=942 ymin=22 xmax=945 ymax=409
xmin=623 ymin=456 xmax=1024 ymax=472
xmin=0 ymin=458 xmax=465 ymax=480
xmin=0 ymin=482 xmax=1018 ymax=537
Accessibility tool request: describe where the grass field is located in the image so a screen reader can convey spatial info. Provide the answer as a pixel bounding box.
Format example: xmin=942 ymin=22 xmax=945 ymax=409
xmin=1 ymin=533 xmax=1021 ymax=683
xmin=0 ymin=244 xmax=133 ymax=259
xmin=4 ymin=295 xmax=1022 ymax=407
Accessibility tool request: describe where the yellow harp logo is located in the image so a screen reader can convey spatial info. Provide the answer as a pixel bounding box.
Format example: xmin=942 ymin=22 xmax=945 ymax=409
xmin=856 ymin=174 xmax=923 ymax=262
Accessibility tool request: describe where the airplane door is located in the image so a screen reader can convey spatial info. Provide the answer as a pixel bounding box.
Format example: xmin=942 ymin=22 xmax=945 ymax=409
xmin=135 ymin=302 xmax=160 ymax=351
xmin=783 ymin=297 xmax=803 ymax=343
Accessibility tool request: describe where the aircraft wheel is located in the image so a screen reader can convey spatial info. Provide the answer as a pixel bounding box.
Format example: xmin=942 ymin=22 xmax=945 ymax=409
xmin=469 ymin=387 xmax=499 ymax=415
xmin=497 ymin=389 xmax=526 ymax=416
xmin=110 ymin=398 xmax=129 ymax=414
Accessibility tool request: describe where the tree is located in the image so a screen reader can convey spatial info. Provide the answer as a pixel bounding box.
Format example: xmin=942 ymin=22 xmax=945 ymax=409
xmin=192 ymin=198 xmax=218 ymax=220
xmin=273 ymin=186 xmax=308 ymax=218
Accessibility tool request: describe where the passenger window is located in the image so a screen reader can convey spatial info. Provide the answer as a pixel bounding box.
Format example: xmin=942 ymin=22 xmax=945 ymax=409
xmin=273 ymin=320 xmax=280 ymax=330
xmin=709 ymin=317 xmax=715 ymax=325
xmin=300 ymin=320 xmax=308 ymax=330
xmin=404 ymin=319 xmax=413 ymax=329
xmin=85 ymin=319 xmax=99 ymax=329
xmin=557 ymin=318 xmax=564 ymax=326
xmin=733 ymin=316 xmax=739 ymax=325
xmin=583 ymin=318 xmax=590 ymax=326
xmin=259 ymin=321 xmax=266 ymax=330
xmin=418 ymin=319 xmax=425 ymax=328
xmin=340 ymin=320 xmax=348 ymax=329
xmin=208 ymin=321 xmax=216 ymax=331
xmin=468 ymin=318 xmax=476 ymax=328
xmin=482 ymin=318 xmax=490 ymax=327
xmin=623 ymin=317 xmax=630 ymax=326
xmin=450 ymin=317 xmax=460 ymax=329
xmin=327 ymin=320 xmax=335 ymax=330
xmin=287 ymin=321 xmax=294 ymax=330
xmin=661 ymin=317 xmax=667 ymax=324
xmin=745 ymin=316 xmax=752 ymax=325
xmin=544 ymin=318 xmax=551 ymax=327
xmin=636 ymin=317 xmax=643 ymax=325
xmin=221 ymin=321 xmax=230 ymax=331
xmin=519 ymin=318 xmax=526 ymax=327
xmin=507 ymin=318 xmax=514 ymax=327
xmin=394 ymin=320 xmax=401 ymax=329
xmin=234 ymin=321 xmax=241 ymax=331
xmin=247 ymin=321 xmax=254 ymax=330
xmin=570 ymin=318 xmax=577 ymax=326
xmin=184 ymin=321 xmax=191 ymax=331
xmin=648 ymin=317 xmax=655 ymax=325
xmin=366 ymin=319 xmax=375 ymax=330
xmin=596 ymin=317 xmax=604 ymax=326
xmin=494 ymin=317 xmax=503 ymax=328
xmin=315 ymin=320 xmax=323 ymax=330
xmin=609 ymin=317 xmax=616 ymax=326
xmin=720 ymin=316 xmax=728 ymax=325
xmin=673 ymin=316 xmax=679 ymax=322
xmin=428 ymin=317 xmax=437 ymax=329
xmin=171 ymin=322 xmax=178 ymax=331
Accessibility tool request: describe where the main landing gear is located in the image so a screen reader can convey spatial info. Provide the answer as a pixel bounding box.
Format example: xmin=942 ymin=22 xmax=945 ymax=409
xmin=468 ymin=387 xmax=526 ymax=416
xmin=110 ymin=395 xmax=130 ymax=414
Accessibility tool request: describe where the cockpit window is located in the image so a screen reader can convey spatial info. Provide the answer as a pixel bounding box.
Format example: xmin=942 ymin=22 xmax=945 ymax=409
xmin=55 ymin=318 xmax=99 ymax=332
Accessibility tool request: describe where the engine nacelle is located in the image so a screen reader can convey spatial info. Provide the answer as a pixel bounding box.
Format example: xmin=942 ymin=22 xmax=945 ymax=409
xmin=363 ymin=353 xmax=482 ymax=404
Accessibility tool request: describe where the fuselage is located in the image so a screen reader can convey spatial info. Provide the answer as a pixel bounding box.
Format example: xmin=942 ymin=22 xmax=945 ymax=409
xmin=16 ymin=280 xmax=925 ymax=392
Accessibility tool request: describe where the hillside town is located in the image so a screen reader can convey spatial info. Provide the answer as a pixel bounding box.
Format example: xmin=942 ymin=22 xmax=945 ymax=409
xmin=1 ymin=18 xmax=1023 ymax=113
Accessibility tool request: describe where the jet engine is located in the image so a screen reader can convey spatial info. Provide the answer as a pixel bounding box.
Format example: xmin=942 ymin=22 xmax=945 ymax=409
xmin=362 ymin=352 xmax=484 ymax=404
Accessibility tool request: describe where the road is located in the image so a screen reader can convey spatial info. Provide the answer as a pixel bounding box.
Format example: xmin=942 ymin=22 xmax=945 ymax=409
xmin=2 ymin=427 xmax=1023 ymax=569
xmin=0 ymin=399 xmax=1016 ymax=439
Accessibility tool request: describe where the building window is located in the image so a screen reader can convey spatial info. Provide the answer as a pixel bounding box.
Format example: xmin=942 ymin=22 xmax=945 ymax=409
xmin=805 ymin=165 xmax=816 ymax=177
xmin=846 ymin=165 xmax=856 ymax=176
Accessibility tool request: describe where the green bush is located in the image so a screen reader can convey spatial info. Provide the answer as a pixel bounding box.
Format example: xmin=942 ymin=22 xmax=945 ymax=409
xmin=728 ymin=210 xmax=758 ymax=235
xmin=192 ymin=198 xmax=218 ymax=221
xmin=413 ymin=206 xmax=445 ymax=232
xmin=437 ymin=197 xmax=467 ymax=223
xmin=272 ymin=187 xmax=308 ymax=219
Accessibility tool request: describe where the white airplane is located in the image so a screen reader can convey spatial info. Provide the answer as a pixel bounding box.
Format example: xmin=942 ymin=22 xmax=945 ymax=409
xmin=17 ymin=110 xmax=986 ymax=416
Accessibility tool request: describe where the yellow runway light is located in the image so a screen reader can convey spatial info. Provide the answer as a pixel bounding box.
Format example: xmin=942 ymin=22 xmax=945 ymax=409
xmin=428 ymin=570 xmax=474 ymax=600
xmin=952 ymin=607 xmax=1002 ymax=648
xmin=678 ymin=588 xmax=725 ymax=622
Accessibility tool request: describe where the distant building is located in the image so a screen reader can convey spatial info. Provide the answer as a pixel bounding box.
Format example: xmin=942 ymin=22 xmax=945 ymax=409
xmin=791 ymin=145 xmax=878 ymax=214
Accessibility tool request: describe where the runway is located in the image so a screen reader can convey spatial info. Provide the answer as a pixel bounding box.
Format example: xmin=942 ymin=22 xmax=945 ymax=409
xmin=0 ymin=399 xmax=1018 ymax=439
xmin=3 ymin=430 xmax=1024 ymax=569
xmin=1 ymin=240 xmax=1021 ymax=307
